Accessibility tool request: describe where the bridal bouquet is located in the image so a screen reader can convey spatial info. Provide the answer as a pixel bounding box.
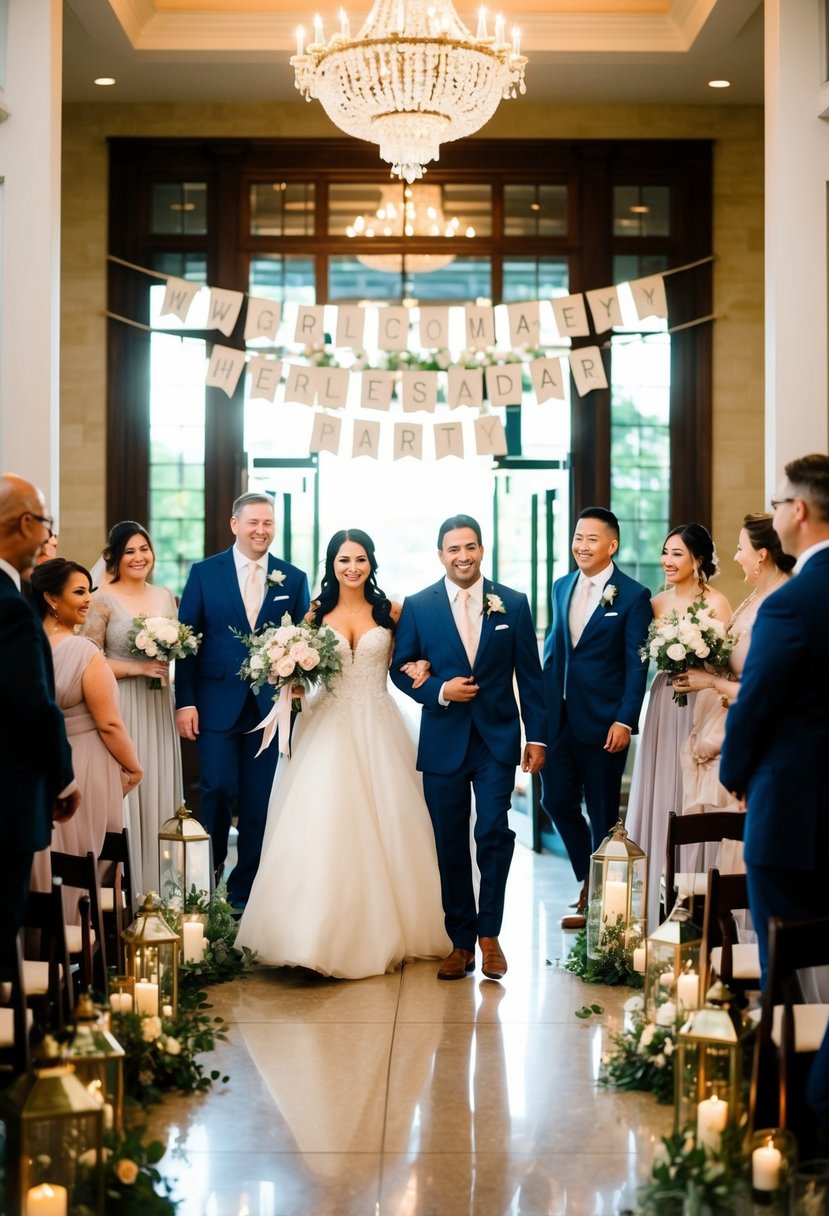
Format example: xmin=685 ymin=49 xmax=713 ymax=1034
xmin=640 ymin=599 xmax=733 ymax=706
xmin=128 ymin=616 xmax=202 ymax=689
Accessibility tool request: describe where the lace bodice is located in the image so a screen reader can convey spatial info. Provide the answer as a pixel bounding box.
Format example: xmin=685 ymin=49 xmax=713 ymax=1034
xmin=83 ymin=587 xmax=178 ymax=663
xmin=319 ymin=626 xmax=395 ymax=711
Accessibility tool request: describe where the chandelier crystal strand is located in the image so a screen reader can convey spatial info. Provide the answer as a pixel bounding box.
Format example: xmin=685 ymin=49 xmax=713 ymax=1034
xmin=292 ymin=0 xmax=527 ymax=182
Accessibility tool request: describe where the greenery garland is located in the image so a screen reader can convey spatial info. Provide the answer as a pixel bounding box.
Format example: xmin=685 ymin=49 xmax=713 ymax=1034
xmin=599 ymin=1010 xmax=676 ymax=1105
xmin=74 ymin=1125 xmax=180 ymax=1215
xmin=165 ymin=882 xmax=258 ymax=989
xmin=113 ymin=994 xmax=229 ymax=1108
xmin=635 ymin=1128 xmax=750 ymax=1215
xmin=565 ymin=925 xmax=643 ymax=988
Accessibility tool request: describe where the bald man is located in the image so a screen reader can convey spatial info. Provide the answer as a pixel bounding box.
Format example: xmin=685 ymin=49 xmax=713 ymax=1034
xmin=0 ymin=473 xmax=79 ymax=966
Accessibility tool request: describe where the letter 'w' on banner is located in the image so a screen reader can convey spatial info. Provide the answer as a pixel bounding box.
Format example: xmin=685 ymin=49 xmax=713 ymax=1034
xmin=393 ymin=422 xmax=423 ymax=460
xmin=434 ymin=422 xmax=464 ymax=459
xmin=283 ymin=363 xmax=316 ymax=406
xmin=629 ymin=274 xmax=668 ymax=320
xmin=569 ymin=346 xmax=609 ymax=397
xmin=506 ymin=301 xmax=540 ymax=348
xmin=552 ymin=294 xmax=590 ymax=339
xmin=474 ymin=414 xmax=508 ymax=456
xmin=485 ymin=363 xmax=523 ymax=407
xmin=207 ymin=288 xmax=244 ymax=337
xmin=247 ymin=356 xmax=283 ymax=402
xmin=447 ymin=366 xmax=483 ymax=409
xmin=294 ymin=305 xmax=326 ymax=345
xmin=206 ymin=345 xmax=246 ymax=397
xmin=352 ymin=419 xmax=381 ymax=459
xmin=309 ymin=411 xmax=342 ymax=454
xmin=245 ymin=297 xmax=281 ymax=342
xmin=160 ymin=277 xmax=200 ymax=322
xmin=529 ymin=356 xmax=566 ymax=402
xmin=585 ymin=286 xmax=623 ymax=334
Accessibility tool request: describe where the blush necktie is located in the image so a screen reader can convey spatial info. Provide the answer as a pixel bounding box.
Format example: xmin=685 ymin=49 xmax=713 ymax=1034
xmin=572 ymin=577 xmax=593 ymax=646
xmin=243 ymin=560 xmax=263 ymax=630
xmin=457 ymin=589 xmax=478 ymax=667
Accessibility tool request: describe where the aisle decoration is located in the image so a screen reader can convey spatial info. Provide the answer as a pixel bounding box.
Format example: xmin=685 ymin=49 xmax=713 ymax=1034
xmin=74 ymin=1125 xmax=180 ymax=1215
xmin=635 ymin=1128 xmax=749 ymax=1215
xmin=158 ymin=803 xmax=214 ymax=911
xmin=643 ymin=901 xmax=703 ymax=1026
xmin=640 ymin=599 xmax=734 ymax=707
xmin=565 ymin=925 xmax=642 ymax=988
xmin=128 ymin=616 xmax=201 ymax=690
xmin=674 ymin=981 xmax=753 ymax=1147
xmin=164 ymin=881 xmax=257 ymax=987
xmin=111 ymin=997 xmax=230 ymax=1108
xmin=600 ymin=1005 xmax=676 ymax=1105
xmin=585 ymin=817 xmax=647 ymax=961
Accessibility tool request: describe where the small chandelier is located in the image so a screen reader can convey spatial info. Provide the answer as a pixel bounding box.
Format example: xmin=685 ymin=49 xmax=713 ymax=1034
xmin=347 ymin=183 xmax=474 ymax=273
xmin=291 ymin=1 xmax=527 ymax=183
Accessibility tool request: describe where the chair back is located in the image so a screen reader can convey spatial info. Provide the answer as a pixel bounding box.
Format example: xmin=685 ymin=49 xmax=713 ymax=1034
xmin=700 ymin=865 xmax=752 ymax=996
xmin=50 ymin=850 xmax=108 ymax=1000
xmin=664 ymin=809 xmax=745 ymax=918
xmin=0 ymin=934 xmax=30 ymax=1077
xmin=23 ymin=877 xmax=73 ymax=1031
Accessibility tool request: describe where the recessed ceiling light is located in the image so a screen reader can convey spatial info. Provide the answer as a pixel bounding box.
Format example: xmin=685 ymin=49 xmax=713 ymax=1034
xmin=708 ymin=79 xmax=731 ymax=89
xmin=94 ymin=77 xmax=116 ymax=86
xmin=629 ymin=204 xmax=650 ymax=215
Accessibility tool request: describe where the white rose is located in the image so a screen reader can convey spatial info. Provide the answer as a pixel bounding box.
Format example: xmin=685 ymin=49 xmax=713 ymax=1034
xmin=654 ymin=1053 xmax=667 ymax=1069
xmin=143 ymin=641 xmax=159 ymax=658
xmin=693 ymin=642 xmax=711 ymax=659
xmin=275 ymin=626 xmax=296 ymax=645
xmin=185 ymin=634 xmax=199 ymax=649
xmin=249 ymin=654 xmax=265 ymax=673
xmin=157 ymin=622 xmax=179 ymax=645
xmin=299 ymin=651 xmax=320 ymax=671
xmin=267 ymin=644 xmax=286 ymax=662
xmin=663 ymin=1038 xmax=674 ymax=1056
xmin=165 ymin=1035 xmax=182 ymax=1056
xmin=276 ymin=656 xmax=296 ymax=678
xmin=134 ymin=630 xmax=150 ymax=651
xmin=142 ymin=1015 xmax=162 ymax=1042
xmin=666 ymin=643 xmax=687 ymax=662
xmin=639 ymin=1023 xmax=656 ymax=1049
xmin=649 ymin=640 xmax=662 ymax=658
xmin=290 ymin=641 xmax=311 ymax=660
xmin=660 ymin=624 xmax=678 ymax=640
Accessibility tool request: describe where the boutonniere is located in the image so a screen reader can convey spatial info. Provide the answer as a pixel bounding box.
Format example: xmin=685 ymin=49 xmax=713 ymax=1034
xmin=485 ymin=592 xmax=506 ymax=617
xmin=600 ymin=584 xmax=618 ymax=608
xmin=267 ymin=569 xmax=286 ymax=588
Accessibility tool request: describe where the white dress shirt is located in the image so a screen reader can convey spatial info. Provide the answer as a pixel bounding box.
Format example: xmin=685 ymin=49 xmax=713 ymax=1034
xmin=793 ymin=537 xmax=829 ymax=574
xmin=0 ymin=556 xmax=21 ymax=589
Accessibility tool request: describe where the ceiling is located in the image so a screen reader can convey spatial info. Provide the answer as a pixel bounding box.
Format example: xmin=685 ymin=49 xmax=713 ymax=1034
xmin=63 ymin=0 xmax=764 ymax=107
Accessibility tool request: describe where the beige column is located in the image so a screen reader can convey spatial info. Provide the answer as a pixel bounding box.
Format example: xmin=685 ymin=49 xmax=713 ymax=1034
xmin=0 ymin=0 xmax=63 ymax=508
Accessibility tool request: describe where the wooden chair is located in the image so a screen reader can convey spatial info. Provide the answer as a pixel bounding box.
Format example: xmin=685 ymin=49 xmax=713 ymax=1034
xmin=0 ymin=935 xmax=31 ymax=1079
xmin=750 ymin=915 xmax=829 ymax=1152
xmin=50 ymin=850 xmax=109 ymax=1000
xmin=663 ymin=809 xmax=746 ymax=920
xmin=700 ymin=866 xmax=759 ymax=1001
xmin=99 ymin=829 xmax=136 ymax=971
xmin=22 ymin=878 xmax=73 ymax=1033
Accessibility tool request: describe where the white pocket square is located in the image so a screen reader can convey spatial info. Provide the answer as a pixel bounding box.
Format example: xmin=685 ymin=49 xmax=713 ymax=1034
xmin=495 ymin=623 xmax=509 ymax=630
xmin=605 ymin=612 xmax=618 ymax=617
xmin=271 ymin=594 xmax=290 ymax=601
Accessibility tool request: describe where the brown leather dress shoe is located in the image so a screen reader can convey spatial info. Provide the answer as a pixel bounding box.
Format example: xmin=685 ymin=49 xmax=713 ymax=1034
xmin=568 ymin=878 xmax=589 ymax=909
xmin=437 ymin=947 xmax=475 ymax=981
xmin=560 ymin=912 xmax=586 ymax=930
xmin=478 ymin=936 xmax=508 ymax=980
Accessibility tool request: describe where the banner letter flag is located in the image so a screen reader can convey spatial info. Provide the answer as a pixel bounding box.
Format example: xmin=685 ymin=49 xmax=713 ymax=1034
xmin=585 ymin=286 xmax=623 ymax=334
xmin=418 ymin=306 xmax=450 ymax=350
xmin=309 ymin=412 xmax=342 ymax=455
xmin=485 ymin=364 xmax=523 ymax=407
xmin=506 ymin=301 xmax=540 ymax=348
xmin=569 ymin=346 xmax=609 ymax=397
xmin=630 ymin=274 xmax=668 ymax=320
xmin=335 ymin=305 xmax=366 ymax=350
xmin=284 ymin=363 xmax=316 ymax=406
xmin=160 ymin=277 xmax=200 ymax=322
xmin=352 ymin=419 xmax=381 ymax=459
xmin=206 ymin=345 xmax=246 ymax=397
xmin=311 ymin=365 xmax=350 ymax=409
xmin=434 ymin=422 xmax=464 ymax=460
xmin=465 ymin=305 xmax=495 ymax=350
xmin=393 ymin=422 xmax=423 ymax=460
xmin=360 ymin=370 xmax=396 ymax=411
xmin=244 ymin=297 xmax=282 ymax=342
xmin=401 ymin=370 xmax=438 ymax=413
xmin=447 ymin=366 xmax=483 ymax=409
xmin=474 ymin=414 xmax=508 ymax=456
xmin=207 ymin=287 xmax=245 ymax=337
xmin=377 ymin=306 xmax=410 ymax=352
xmin=247 ymin=356 xmax=283 ymax=402
xmin=294 ymin=305 xmax=325 ymax=345
xmin=530 ymin=356 xmax=566 ymax=403
xmin=552 ymin=294 xmax=591 ymax=339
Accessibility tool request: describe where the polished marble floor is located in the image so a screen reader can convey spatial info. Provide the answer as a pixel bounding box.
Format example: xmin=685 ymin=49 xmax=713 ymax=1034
xmin=146 ymin=846 xmax=672 ymax=1215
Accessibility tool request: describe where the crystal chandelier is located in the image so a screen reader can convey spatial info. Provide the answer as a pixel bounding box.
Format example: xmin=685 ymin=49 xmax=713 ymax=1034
xmin=291 ymin=1 xmax=527 ymax=184
xmin=346 ymin=183 xmax=475 ymax=273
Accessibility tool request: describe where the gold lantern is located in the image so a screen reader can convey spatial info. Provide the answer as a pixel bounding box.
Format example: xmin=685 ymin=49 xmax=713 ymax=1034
xmin=675 ymin=980 xmax=752 ymax=1148
xmin=586 ymin=818 xmax=647 ymax=960
xmin=65 ymin=993 xmax=125 ymax=1134
xmin=121 ymin=893 xmax=180 ymax=1019
xmin=643 ymin=900 xmax=703 ymax=1026
xmin=158 ymin=803 xmax=214 ymax=911
xmin=0 ymin=1035 xmax=105 ymax=1215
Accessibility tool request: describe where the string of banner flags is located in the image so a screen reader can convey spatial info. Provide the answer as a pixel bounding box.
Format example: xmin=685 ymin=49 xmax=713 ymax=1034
xmin=106 ymin=253 xmax=716 ymax=461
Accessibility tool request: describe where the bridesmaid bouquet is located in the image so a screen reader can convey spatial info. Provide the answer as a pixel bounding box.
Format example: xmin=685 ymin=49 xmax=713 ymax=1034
xmin=640 ymin=599 xmax=733 ymax=706
xmin=128 ymin=615 xmax=202 ymax=689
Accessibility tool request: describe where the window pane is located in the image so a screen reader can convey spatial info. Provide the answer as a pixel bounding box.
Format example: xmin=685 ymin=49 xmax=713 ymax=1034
xmin=328 ymin=255 xmax=492 ymax=302
xmin=250 ymin=182 xmax=316 ymax=236
xmin=329 ymin=181 xmax=484 ymax=239
xmin=504 ymin=185 xmax=568 ymax=237
xmin=151 ymin=182 xmax=207 ymax=235
xmin=503 ymin=257 xmax=568 ymax=302
xmin=613 ymin=185 xmax=671 ymax=238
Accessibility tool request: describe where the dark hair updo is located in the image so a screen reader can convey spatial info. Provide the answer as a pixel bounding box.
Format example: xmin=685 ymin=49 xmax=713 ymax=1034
xmin=742 ymin=513 xmax=796 ymax=574
xmin=311 ymin=529 xmax=394 ymax=630
xmin=103 ymin=521 xmax=154 ymax=582
xmin=30 ymin=558 xmax=93 ymax=620
xmin=664 ymin=522 xmax=719 ymax=585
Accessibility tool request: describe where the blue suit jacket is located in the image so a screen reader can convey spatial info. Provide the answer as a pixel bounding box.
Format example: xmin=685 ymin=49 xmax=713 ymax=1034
xmin=175 ymin=547 xmax=310 ymax=732
xmin=720 ymin=548 xmax=829 ymax=871
xmin=543 ymin=563 xmax=652 ymax=746
xmin=390 ymin=579 xmax=547 ymax=775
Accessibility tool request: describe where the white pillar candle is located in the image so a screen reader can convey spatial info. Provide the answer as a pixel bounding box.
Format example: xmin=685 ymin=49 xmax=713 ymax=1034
xmin=696 ymin=1095 xmax=728 ymax=1152
xmin=134 ymin=980 xmax=159 ymax=1016
xmin=632 ymin=946 xmax=646 ymax=973
xmin=295 ymin=25 xmax=305 ymax=56
xmin=110 ymin=992 xmax=133 ymax=1013
xmin=103 ymin=1102 xmax=114 ymax=1131
xmin=677 ymin=971 xmax=700 ymax=1011
xmin=182 ymin=921 xmax=206 ymax=963
xmin=602 ymin=880 xmax=627 ymax=925
xmin=494 ymin=12 xmax=505 ymax=43
xmin=26 ymin=1184 xmax=68 ymax=1216
xmin=752 ymin=1140 xmax=782 ymax=1191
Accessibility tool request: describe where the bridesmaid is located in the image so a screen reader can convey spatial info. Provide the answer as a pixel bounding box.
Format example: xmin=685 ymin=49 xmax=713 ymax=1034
xmin=83 ymin=521 xmax=183 ymax=897
xmin=624 ymin=523 xmax=731 ymax=931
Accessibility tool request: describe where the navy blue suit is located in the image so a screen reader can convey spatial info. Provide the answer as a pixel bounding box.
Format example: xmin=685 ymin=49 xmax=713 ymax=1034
xmin=391 ymin=579 xmax=547 ymax=949
xmin=176 ymin=546 xmax=309 ymax=904
xmin=720 ymin=548 xmax=829 ymax=984
xmin=540 ymin=563 xmax=651 ymax=882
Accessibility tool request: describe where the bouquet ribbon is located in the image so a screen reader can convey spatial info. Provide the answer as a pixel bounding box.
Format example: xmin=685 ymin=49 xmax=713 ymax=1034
xmin=250 ymin=685 xmax=306 ymax=757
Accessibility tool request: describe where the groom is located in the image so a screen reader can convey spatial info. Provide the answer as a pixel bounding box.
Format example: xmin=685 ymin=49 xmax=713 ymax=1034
xmin=391 ymin=514 xmax=547 ymax=981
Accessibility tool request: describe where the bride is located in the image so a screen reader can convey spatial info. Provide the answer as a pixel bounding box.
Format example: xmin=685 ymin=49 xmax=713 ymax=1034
xmin=236 ymin=529 xmax=451 ymax=978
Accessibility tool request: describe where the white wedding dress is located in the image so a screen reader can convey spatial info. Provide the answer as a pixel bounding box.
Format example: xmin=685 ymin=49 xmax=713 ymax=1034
xmin=236 ymin=625 xmax=451 ymax=978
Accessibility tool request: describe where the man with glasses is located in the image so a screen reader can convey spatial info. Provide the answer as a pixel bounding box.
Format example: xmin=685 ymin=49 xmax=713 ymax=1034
xmin=0 ymin=473 xmax=79 ymax=969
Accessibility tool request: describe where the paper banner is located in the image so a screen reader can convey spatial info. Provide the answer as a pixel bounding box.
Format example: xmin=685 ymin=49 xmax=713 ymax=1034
xmin=434 ymin=422 xmax=464 ymax=459
xmin=474 ymin=415 xmax=508 ymax=456
xmin=160 ymin=277 xmax=200 ymax=322
xmin=585 ymin=287 xmax=623 ymax=334
xmin=552 ymin=294 xmax=591 ymax=339
xmin=401 ymin=370 xmax=438 ymax=413
xmin=309 ymin=412 xmax=342 ymax=454
xmin=244 ymin=297 xmax=282 ymax=342
xmin=418 ymin=306 xmax=450 ymax=351
xmin=207 ymin=287 xmax=244 ymax=337
xmin=360 ymin=370 xmax=396 ymax=411
xmin=206 ymin=344 xmax=245 ymax=397
xmin=311 ymin=365 xmax=350 ymax=409
xmin=485 ymin=364 xmax=523 ymax=407
xmin=393 ymin=422 xmax=423 ymax=460
xmin=569 ymin=346 xmax=608 ymax=396
xmin=530 ymin=357 xmax=566 ymax=403
xmin=506 ymin=301 xmax=540 ymax=348
xmin=447 ymin=366 xmax=484 ymax=409
xmin=377 ymin=306 xmax=410 ymax=352
xmin=283 ymin=363 xmax=316 ymax=406
xmin=294 ymin=305 xmax=325 ymax=345
xmin=352 ymin=419 xmax=381 ymax=459
xmin=336 ymin=305 xmax=365 ymax=350
xmin=630 ymin=274 xmax=668 ymax=320
xmin=465 ymin=305 xmax=495 ymax=350
xmin=247 ymin=356 xmax=283 ymax=402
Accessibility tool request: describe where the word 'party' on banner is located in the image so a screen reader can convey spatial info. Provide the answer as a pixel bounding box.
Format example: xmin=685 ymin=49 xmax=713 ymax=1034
xmin=308 ymin=413 xmax=509 ymax=461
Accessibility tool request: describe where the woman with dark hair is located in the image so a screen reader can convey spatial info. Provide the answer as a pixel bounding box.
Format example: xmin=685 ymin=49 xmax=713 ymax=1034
xmin=625 ymin=523 xmax=732 ymax=930
xmin=29 ymin=558 xmax=142 ymax=921
xmin=237 ymin=529 xmax=450 ymax=978
xmin=82 ymin=521 xmax=183 ymax=896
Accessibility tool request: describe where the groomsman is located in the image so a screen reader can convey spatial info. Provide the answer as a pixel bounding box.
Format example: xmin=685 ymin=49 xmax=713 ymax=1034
xmin=391 ymin=514 xmax=547 ymax=981
xmin=176 ymin=492 xmax=309 ymax=909
xmin=0 ymin=473 xmax=79 ymax=967
xmin=721 ymin=453 xmax=829 ymax=985
xmin=541 ymin=507 xmax=651 ymax=929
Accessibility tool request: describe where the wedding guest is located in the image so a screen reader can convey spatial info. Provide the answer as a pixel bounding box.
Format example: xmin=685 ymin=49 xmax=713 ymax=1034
xmin=36 ymin=528 xmax=59 ymax=564
xmin=625 ymin=523 xmax=731 ymax=931
xmin=83 ymin=521 xmax=182 ymax=897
